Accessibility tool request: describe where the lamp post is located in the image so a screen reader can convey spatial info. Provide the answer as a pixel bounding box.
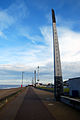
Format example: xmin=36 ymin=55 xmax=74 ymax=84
xmin=21 ymin=72 xmax=24 ymax=87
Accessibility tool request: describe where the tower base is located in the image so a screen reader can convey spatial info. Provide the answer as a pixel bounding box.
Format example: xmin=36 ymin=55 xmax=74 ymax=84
xmin=54 ymin=76 xmax=63 ymax=100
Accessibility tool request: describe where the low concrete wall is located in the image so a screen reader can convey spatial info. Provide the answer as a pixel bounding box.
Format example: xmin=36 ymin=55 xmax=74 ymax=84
xmin=0 ymin=87 xmax=26 ymax=109
xmin=0 ymin=89 xmax=21 ymax=102
xmin=61 ymin=96 xmax=80 ymax=110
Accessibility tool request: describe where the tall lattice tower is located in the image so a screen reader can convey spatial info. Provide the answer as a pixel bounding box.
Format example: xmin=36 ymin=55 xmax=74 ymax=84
xmin=37 ymin=66 xmax=39 ymax=82
xmin=52 ymin=9 xmax=63 ymax=100
xmin=34 ymin=70 xmax=36 ymax=87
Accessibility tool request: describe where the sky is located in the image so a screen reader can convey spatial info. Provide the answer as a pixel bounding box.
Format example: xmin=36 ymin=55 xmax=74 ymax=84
xmin=0 ymin=0 xmax=80 ymax=85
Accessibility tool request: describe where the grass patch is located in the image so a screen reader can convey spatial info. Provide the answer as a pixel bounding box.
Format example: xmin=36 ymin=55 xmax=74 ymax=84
xmin=64 ymin=88 xmax=69 ymax=93
xmin=37 ymin=86 xmax=69 ymax=93
xmin=36 ymin=86 xmax=54 ymax=92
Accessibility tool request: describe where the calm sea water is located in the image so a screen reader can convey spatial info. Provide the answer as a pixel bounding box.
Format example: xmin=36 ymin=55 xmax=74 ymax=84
xmin=0 ymin=85 xmax=21 ymax=89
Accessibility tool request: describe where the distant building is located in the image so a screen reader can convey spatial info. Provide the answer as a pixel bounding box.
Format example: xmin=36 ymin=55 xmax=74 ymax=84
xmin=69 ymin=77 xmax=80 ymax=97
xmin=36 ymin=83 xmax=43 ymax=87
xmin=47 ymin=83 xmax=54 ymax=88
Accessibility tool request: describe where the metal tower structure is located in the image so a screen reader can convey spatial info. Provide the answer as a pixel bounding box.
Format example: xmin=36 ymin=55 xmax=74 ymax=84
xmin=52 ymin=9 xmax=63 ymax=100
xmin=34 ymin=70 xmax=36 ymax=87
xmin=37 ymin=66 xmax=39 ymax=82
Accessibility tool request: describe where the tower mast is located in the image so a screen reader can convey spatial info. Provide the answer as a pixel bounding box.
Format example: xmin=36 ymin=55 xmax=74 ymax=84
xmin=34 ymin=70 xmax=36 ymax=87
xmin=52 ymin=9 xmax=63 ymax=100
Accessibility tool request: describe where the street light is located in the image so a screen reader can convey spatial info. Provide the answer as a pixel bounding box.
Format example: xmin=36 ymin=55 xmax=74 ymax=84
xmin=21 ymin=72 xmax=24 ymax=87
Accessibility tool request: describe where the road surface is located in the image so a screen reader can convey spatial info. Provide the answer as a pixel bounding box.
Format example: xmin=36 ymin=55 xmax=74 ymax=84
xmin=15 ymin=87 xmax=55 ymax=120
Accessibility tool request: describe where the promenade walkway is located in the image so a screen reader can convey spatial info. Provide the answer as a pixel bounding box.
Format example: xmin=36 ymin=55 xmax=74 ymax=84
xmin=15 ymin=87 xmax=55 ymax=120
xmin=0 ymin=86 xmax=80 ymax=120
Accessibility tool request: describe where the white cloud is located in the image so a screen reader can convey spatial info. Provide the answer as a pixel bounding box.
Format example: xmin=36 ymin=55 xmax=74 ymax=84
xmin=58 ymin=27 xmax=80 ymax=62
xmin=36 ymin=25 xmax=80 ymax=81
xmin=0 ymin=23 xmax=80 ymax=84
xmin=0 ymin=43 xmax=51 ymax=67
xmin=62 ymin=61 xmax=80 ymax=80
xmin=0 ymin=6 xmax=80 ymax=85
xmin=6 ymin=1 xmax=29 ymax=20
xmin=0 ymin=61 xmax=54 ymax=85
xmin=0 ymin=24 xmax=54 ymax=84
xmin=0 ymin=10 xmax=14 ymax=31
xmin=0 ymin=25 xmax=52 ymax=67
xmin=40 ymin=26 xmax=53 ymax=46
xmin=0 ymin=31 xmax=7 ymax=39
xmin=0 ymin=1 xmax=29 ymax=39
xmin=22 ymin=33 xmax=43 ymax=44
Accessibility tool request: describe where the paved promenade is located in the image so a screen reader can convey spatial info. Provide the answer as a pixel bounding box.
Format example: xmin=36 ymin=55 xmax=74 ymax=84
xmin=0 ymin=86 xmax=80 ymax=120
xmin=15 ymin=87 xmax=55 ymax=120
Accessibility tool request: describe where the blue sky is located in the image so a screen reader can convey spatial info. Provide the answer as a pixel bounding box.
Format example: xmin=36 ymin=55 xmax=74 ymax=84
xmin=0 ymin=0 xmax=80 ymax=85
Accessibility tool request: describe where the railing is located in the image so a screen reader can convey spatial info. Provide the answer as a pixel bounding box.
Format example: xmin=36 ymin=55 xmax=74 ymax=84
xmin=60 ymin=96 xmax=80 ymax=110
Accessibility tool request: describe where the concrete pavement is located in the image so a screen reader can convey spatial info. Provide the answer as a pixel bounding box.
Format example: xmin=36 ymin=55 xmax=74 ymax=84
xmin=0 ymin=86 xmax=80 ymax=120
xmin=15 ymin=87 xmax=55 ymax=120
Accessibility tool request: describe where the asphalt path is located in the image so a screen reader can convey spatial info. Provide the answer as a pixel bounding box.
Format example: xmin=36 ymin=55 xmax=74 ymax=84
xmin=15 ymin=87 xmax=55 ymax=120
xmin=0 ymin=87 xmax=79 ymax=120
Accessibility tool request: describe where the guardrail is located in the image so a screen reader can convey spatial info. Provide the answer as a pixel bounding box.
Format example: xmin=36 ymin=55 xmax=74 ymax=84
xmin=36 ymin=87 xmax=80 ymax=110
xmin=60 ymin=96 xmax=80 ymax=110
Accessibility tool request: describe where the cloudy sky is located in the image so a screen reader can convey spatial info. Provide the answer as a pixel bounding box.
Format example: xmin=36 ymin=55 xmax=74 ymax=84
xmin=0 ymin=0 xmax=80 ymax=85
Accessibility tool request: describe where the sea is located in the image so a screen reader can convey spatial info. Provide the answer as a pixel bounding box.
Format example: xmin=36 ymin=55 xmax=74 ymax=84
xmin=0 ymin=85 xmax=21 ymax=89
